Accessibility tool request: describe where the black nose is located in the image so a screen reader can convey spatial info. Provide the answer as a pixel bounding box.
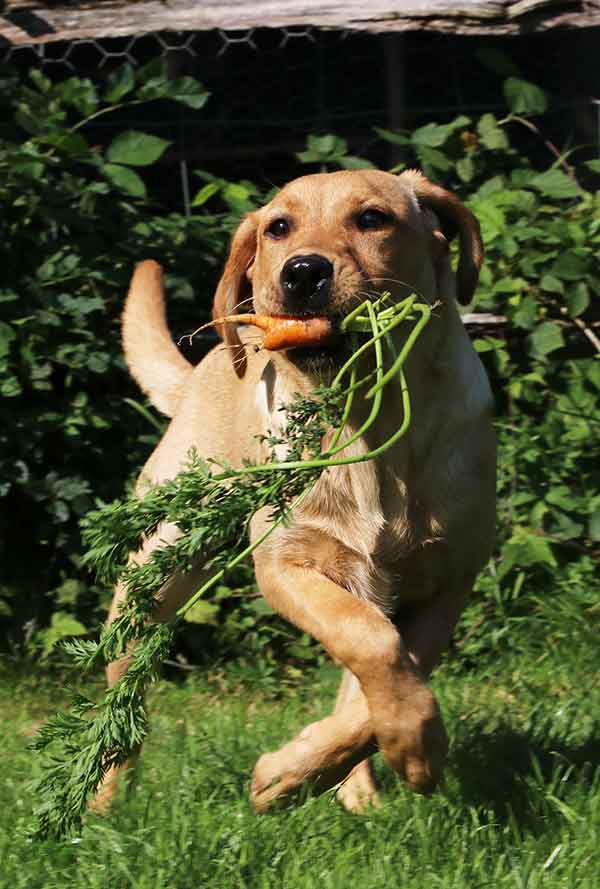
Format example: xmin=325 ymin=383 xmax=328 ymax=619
xmin=280 ymin=254 xmax=334 ymax=311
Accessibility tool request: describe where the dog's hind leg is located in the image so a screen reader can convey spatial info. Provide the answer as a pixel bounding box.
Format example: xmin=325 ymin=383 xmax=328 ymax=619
xmin=397 ymin=585 xmax=472 ymax=679
xmin=89 ymin=521 xmax=204 ymax=815
xmin=333 ymin=670 xmax=381 ymax=813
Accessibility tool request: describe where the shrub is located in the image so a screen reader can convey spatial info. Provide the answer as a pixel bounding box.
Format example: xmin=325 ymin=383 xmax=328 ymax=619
xmin=1 ymin=62 xmax=597 ymax=668
xmin=0 ymin=63 xmax=240 ymax=639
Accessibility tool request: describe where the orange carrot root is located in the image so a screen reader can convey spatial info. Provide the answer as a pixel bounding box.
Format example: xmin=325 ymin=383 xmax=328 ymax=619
xmin=185 ymin=314 xmax=334 ymax=351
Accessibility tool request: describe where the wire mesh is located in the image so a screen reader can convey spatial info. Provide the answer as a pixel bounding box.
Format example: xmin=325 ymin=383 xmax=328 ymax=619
xmin=1 ymin=24 xmax=599 ymax=205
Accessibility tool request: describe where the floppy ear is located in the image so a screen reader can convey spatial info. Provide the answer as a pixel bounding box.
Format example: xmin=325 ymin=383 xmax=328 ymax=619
xmin=399 ymin=169 xmax=484 ymax=305
xmin=213 ymin=213 xmax=258 ymax=377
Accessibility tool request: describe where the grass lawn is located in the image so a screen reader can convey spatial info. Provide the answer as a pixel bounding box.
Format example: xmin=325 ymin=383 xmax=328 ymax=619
xmin=0 ymin=640 xmax=598 ymax=889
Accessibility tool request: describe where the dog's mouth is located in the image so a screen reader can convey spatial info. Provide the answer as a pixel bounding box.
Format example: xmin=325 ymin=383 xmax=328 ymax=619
xmin=279 ymin=311 xmax=345 ymax=374
xmin=286 ymin=341 xmax=341 ymax=374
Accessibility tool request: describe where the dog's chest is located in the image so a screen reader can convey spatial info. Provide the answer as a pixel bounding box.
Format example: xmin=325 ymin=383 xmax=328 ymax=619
xmin=257 ymin=374 xmax=444 ymax=611
xmin=303 ymin=454 xmax=385 ymax=559
xmin=276 ymin=453 xmax=442 ymax=612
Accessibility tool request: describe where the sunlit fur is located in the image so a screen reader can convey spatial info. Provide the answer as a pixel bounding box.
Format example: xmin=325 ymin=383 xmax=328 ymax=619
xmin=106 ymin=169 xmax=495 ymax=815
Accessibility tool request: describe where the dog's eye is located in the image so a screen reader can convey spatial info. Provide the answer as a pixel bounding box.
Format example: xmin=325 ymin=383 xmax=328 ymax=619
xmin=266 ymin=218 xmax=290 ymax=239
xmin=357 ymin=209 xmax=391 ymax=231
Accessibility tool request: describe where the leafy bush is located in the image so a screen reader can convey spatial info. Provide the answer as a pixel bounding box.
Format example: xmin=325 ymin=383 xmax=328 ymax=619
xmin=1 ymin=62 xmax=597 ymax=669
xmin=0 ymin=62 xmax=239 ymax=638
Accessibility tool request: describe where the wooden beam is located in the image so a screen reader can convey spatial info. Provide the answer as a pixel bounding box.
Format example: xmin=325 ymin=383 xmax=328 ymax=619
xmin=461 ymin=313 xmax=508 ymax=325
xmin=1 ymin=0 xmax=599 ymax=46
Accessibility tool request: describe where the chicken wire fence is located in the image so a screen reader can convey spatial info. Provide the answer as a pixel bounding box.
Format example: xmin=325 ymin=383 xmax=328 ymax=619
xmin=1 ymin=25 xmax=598 ymax=210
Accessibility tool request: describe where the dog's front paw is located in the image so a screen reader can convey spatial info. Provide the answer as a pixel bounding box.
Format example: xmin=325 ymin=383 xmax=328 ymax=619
xmin=373 ymin=687 xmax=448 ymax=794
xmin=251 ymin=749 xmax=305 ymax=813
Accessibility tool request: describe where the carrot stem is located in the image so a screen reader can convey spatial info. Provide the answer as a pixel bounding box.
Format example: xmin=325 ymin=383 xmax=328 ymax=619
xmin=177 ymin=294 xmax=429 ymax=614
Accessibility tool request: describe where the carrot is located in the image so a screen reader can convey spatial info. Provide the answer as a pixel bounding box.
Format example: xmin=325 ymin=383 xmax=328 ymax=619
xmin=186 ymin=314 xmax=334 ymax=351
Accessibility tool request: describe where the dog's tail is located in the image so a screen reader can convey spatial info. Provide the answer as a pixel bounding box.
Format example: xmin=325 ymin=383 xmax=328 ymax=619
xmin=122 ymin=260 xmax=193 ymax=418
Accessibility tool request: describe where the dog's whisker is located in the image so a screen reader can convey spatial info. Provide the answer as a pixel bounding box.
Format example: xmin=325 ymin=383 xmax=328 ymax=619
xmin=230 ymin=296 xmax=254 ymax=313
xmin=360 ymin=277 xmax=434 ymax=307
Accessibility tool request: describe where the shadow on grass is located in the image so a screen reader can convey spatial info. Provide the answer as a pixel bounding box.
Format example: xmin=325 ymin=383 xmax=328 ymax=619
xmin=447 ymin=714 xmax=598 ymax=827
xmin=373 ymin=712 xmax=600 ymax=831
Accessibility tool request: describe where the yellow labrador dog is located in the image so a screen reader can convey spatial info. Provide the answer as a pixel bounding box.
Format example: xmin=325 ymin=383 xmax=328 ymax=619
xmin=97 ymin=169 xmax=495 ymax=814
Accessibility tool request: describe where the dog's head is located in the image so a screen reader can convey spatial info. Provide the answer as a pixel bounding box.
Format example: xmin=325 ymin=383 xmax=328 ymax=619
xmin=213 ymin=169 xmax=483 ymax=377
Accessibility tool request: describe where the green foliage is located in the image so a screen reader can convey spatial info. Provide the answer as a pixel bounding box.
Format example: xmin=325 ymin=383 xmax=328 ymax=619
xmin=1 ymin=60 xmax=597 ymax=683
xmin=503 ymin=77 xmax=549 ymax=115
xmin=296 ymin=133 xmax=375 ymax=170
xmin=30 ymin=623 xmax=171 ymax=838
xmin=38 ymin=610 xmax=87 ymax=660
xmin=0 ymin=62 xmax=236 ymax=638
xmin=456 ymin=119 xmax=598 ymax=635
xmin=192 ymin=172 xmax=266 ymax=215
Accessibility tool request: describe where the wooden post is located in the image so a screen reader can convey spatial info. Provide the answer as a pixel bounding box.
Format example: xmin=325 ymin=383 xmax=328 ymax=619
xmin=384 ymin=33 xmax=406 ymax=167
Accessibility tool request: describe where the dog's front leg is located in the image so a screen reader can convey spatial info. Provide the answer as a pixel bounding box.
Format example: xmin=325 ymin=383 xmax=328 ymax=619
xmin=252 ymin=556 xmax=448 ymax=807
